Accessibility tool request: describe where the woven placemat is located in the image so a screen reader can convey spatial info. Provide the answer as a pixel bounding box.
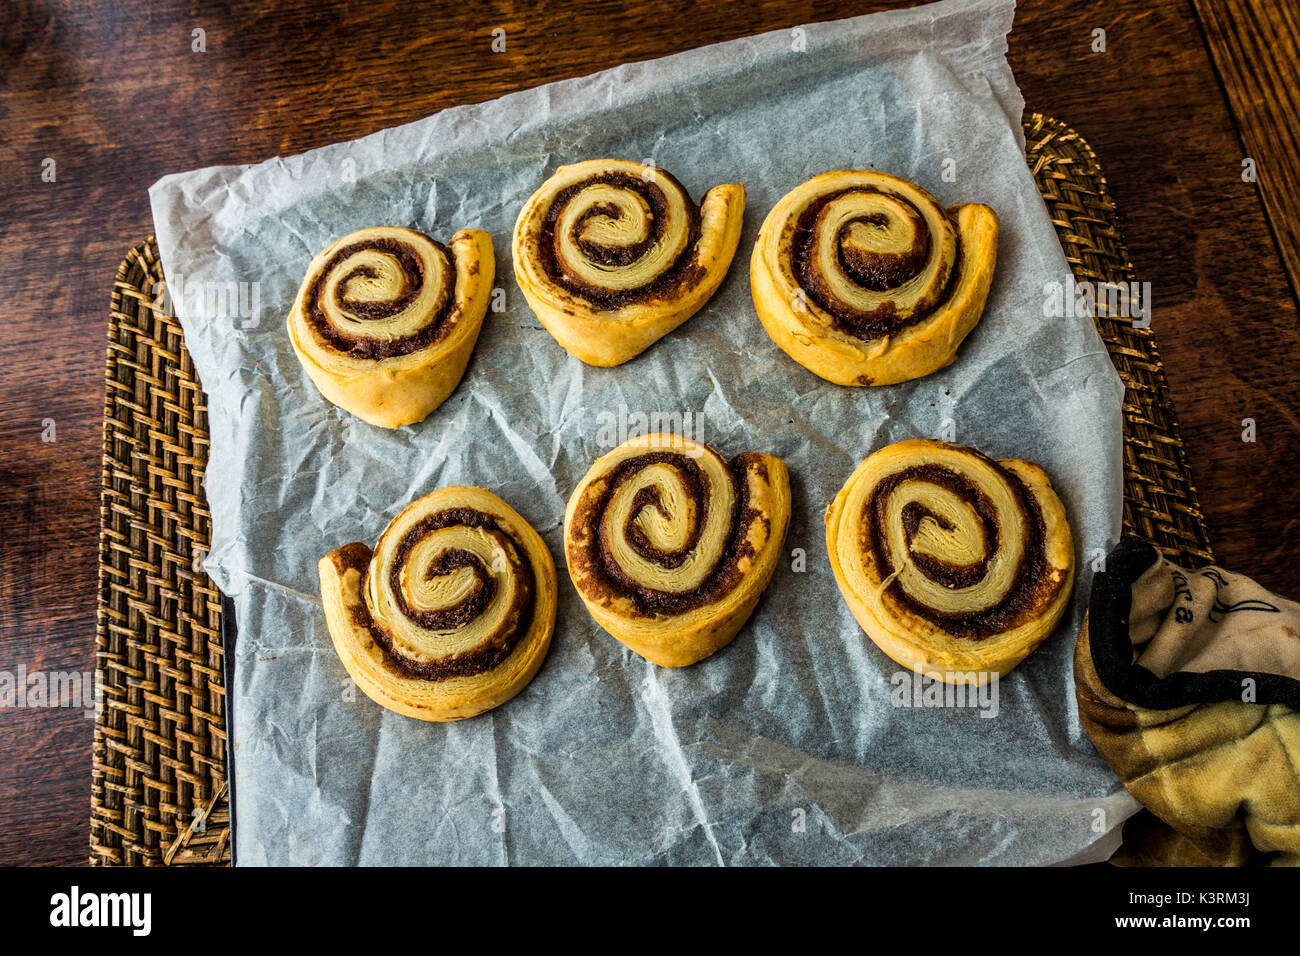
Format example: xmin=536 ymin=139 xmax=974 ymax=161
xmin=1024 ymin=115 xmax=1214 ymax=564
xmin=93 ymin=240 xmax=230 ymax=866
xmin=90 ymin=112 xmax=1214 ymax=866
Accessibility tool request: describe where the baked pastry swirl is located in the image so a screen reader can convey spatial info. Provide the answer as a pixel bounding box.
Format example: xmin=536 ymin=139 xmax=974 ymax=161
xmin=318 ymin=487 xmax=557 ymax=721
xmin=512 ymin=159 xmax=745 ymax=366
xmin=751 ymin=170 xmax=998 ymax=386
xmin=826 ymin=439 xmax=1073 ymax=683
xmin=288 ymin=225 xmax=494 ymax=428
xmin=564 ymin=434 xmax=790 ymax=667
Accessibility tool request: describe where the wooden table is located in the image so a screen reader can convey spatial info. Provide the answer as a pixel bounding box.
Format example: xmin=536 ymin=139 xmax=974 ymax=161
xmin=2 ymin=0 xmax=1296 ymax=866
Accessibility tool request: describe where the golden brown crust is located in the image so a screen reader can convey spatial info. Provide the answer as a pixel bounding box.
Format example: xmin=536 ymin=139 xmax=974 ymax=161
xmin=826 ymin=439 xmax=1074 ymax=683
xmin=751 ymin=170 xmax=998 ymax=386
xmin=513 ymin=159 xmax=745 ymax=366
xmin=564 ymin=434 xmax=790 ymax=667
xmin=318 ymin=486 xmax=557 ymax=721
xmin=288 ymin=225 xmax=494 ymax=428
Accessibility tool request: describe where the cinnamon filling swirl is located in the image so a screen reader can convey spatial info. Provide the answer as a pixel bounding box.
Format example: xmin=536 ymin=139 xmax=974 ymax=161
xmin=306 ymin=235 xmax=456 ymax=360
xmin=344 ymin=508 xmax=537 ymax=681
xmin=790 ymin=186 xmax=962 ymax=341
xmin=569 ymin=451 xmax=771 ymax=617
xmin=536 ymin=171 xmax=704 ymax=309
xmin=865 ymin=461 xmax=1059 ymax=640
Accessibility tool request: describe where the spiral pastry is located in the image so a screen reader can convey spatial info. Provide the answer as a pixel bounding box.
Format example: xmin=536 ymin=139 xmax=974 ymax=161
xmin=318 ymin=487 xmax=557 ymax=721
xmin=288 ymin=225 xmax=494 ymax=428
xmin=564 ymin=434 xmax=790 ymax=667
xmin=750 ymin=170 xmax=999 ymax=386
xmin=512 ymin=159 xmax=746 ymax=366
xmin=826 ymin=440 xmax=1074 ymax=683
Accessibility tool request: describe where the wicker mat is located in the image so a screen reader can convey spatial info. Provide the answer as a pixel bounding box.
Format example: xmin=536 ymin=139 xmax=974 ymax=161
xmin=90 ymin=113 xmax=1214 ymax=866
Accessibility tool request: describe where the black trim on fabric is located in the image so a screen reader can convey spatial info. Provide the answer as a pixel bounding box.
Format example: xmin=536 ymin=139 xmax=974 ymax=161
xmin=1088 ymin=537 xmax=1300 ymax=711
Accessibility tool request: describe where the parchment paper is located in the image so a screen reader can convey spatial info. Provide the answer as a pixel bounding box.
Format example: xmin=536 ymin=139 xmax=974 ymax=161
xmin=149 ymin=0 xmax=1141 ymax=865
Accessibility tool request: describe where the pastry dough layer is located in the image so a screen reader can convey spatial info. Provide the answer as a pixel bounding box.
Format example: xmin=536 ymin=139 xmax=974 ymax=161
xmin=513 ymin=159 xmax=745 ymax=366
xmin=319 ymin=486 xmax=556 ymax=721
xmin=826 ymin=439 xmax=1073 ymax=684
xmin=751 ymin=170 xmax=998 ymax=386
xmin=288 ymin=225 xmax=494 ymax=428
xmin=564 ymin=434 xmax=790 ymax=667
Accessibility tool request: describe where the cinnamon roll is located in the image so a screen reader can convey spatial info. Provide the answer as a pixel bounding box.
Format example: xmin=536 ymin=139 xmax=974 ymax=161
xmin=512 ymin=159 xmax=745 ymax=366
xmin=288 ymin=225 xmax=494 ymax=428
xmin=318 ymin=487 xmax=557 ymax=721
xmin=750 ymin=171 xmax=998 ymax=386
xmin=564 ymin=434 xmax=790 ymax=667
xmin=826 ymin=439 xmax=1073 ymax=683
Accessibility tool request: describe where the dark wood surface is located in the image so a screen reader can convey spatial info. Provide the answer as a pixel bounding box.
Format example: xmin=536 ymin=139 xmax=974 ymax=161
xmin=2 ymin=0 xmax=1297 ymax=866
xmin=1195 ymin=0 xmax=1300 ymax=313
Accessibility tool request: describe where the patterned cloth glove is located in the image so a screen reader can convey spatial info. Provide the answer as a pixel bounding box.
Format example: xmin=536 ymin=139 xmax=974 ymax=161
xmin=1075 ymin=537 xmax=1300 ymax=866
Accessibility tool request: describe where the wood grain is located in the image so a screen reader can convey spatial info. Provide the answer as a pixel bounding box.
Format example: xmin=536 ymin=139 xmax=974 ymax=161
xmin=2 ymin=0 xmax=1298 ymax=866
xmin=1195 ymin=0 xmax=1300 ymax=306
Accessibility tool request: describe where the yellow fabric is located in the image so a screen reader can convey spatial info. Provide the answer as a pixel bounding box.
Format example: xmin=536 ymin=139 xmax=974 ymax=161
xmin=1075 ymin=549 xmax=1300 ymax=866
xmin=1077 ymin=622 xmax=1300 ymax=866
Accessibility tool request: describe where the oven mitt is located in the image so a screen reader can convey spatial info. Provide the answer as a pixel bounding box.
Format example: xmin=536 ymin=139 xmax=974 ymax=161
xmin=1074 ymin=537 xmax=1300 ymax=866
